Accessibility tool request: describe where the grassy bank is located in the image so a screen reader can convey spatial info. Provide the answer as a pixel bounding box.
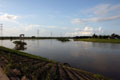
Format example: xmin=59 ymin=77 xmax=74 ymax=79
xmin=0 ymin=46 xmax=111 ymax=80
xmin=0 ymin=46 xmax=54 ymax=63
xmin=74 ymin=38 xmax=120 ymax=43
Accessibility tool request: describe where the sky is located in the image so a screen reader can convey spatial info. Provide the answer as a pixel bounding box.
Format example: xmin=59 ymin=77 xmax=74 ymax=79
xmin=0 ymin=0 xmax=120 ymax=37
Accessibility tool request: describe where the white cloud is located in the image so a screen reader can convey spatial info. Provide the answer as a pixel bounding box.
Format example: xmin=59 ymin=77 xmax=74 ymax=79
xmin=0 ymin=13 xmax=18 ymax=22
xmin=84 ymin=27 xmax=93 ymax=31
xmin=24 ymin=24 xmax=41 ymax=31
xmin=88 ymin=4 xmax=110 ymax=16
xmin=3 ymin=24 xmax=48 ymax=36
xmin=93 ymin=4 xmax=110 ymax=16
xmin=73 ymin=26 xmax=94 ymax=36
xmin=72 ymin=4 xmax=120 ymax=24
xmin=65 ymin=26 xmax=103 ymax=36
xmin=98 ymin=27 xmax=102 ymax=32
xmin=4 ymin=27 xmax=22 ymax=36
xmin=72 ymin=14 xmax=120 ymax=24
xmin=23 ymin=24 xmax=49 ymax=36
xmin=47 ymin=26 xmax=57 ymax=28
xmin=74 ymin=28 xmax=81 ymax=31
xmin=86 ymin=4 xmax=120 ymax=16
xmin=72 ymin=18 xmax=85 ymax=24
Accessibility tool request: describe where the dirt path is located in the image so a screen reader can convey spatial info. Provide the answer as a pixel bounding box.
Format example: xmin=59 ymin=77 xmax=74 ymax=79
xmin=0 ymin=67 xmax=9 ymax=80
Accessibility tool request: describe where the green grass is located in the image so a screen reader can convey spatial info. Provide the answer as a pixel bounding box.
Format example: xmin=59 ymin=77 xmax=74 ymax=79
xmin=0 ymin=46 xmax=57 ymax=63
xmin=74 ymin=38 xmax=120 ymax=43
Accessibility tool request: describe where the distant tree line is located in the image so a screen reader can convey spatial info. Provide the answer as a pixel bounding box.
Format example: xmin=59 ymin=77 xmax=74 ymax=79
xmin=74 ymin=36 xmax=91 ymax=39
xmin=74 ymin=33 xmax=120 ymax=39
xmin=92 ymin=33 xmax=120 ymax=39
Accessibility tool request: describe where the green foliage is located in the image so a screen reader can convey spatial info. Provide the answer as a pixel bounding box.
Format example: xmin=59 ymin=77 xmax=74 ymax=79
xmin=57 ymin=38 xmax=70 ymax=42
xmin=13 ymin=41 xmax=27 ymax=45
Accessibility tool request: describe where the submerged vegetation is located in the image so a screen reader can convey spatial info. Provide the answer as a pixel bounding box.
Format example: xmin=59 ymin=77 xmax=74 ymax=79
xmin=13 ymin=41 xmax=27 ymax=45
xmin=13 ymin=41 xmax=27 ymax=50
xmin=0 ymin=46 xmax=111 ymax=80
xmin=57 ymin=38 xmax=70 ymax=42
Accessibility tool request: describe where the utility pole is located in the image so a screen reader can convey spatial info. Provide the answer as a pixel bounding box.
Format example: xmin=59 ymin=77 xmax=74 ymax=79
xmin=0 ymin=24 xmax=3 ymax=37
xmin=37 ymin=29 xmax=39 ymax=37
xmin=60 ymin=32 xmax=62 ymax=37
xmin=51 ymin=32 xmax=52 ymax=37
xmin=64 ymin=32 xmax=66 ymax=37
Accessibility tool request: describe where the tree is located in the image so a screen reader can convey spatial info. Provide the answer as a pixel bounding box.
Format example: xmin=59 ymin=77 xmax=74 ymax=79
xmin=92 ymin=34 xmax=98 ymax=38
xmin=111 ymin=33 xmax=120 ymax=39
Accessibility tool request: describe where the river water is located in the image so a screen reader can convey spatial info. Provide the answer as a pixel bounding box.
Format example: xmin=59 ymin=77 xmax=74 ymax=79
xmin=0 ymin=39 xmax=120 ymax=80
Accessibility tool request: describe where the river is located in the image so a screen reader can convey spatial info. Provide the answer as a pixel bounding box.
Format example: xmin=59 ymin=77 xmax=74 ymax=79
xmin=0 ymin=39 xmax=120 ymax=80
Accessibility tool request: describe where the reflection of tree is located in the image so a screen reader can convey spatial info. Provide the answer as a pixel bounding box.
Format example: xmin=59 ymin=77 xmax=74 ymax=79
xmin=13 ymin=41 xmax=27 ymax=50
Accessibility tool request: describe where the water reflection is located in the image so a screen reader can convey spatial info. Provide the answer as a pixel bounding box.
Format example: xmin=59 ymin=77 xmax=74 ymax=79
xmin=0 ymin=40 xmax=3 ymax=46
xmin=13 ymin=41 xmax=27 ymax=50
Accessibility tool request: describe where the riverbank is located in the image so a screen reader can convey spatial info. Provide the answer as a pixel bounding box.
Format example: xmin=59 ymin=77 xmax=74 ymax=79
xmin=74 ymin=38 xmax=120 ymax=43
xmin=0 ymin=46 xmax=111 ymax=80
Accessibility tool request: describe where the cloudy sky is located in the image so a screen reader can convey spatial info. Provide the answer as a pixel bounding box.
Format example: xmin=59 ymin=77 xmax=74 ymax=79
xmin=0 ymin=0 xmax=120 ymax=37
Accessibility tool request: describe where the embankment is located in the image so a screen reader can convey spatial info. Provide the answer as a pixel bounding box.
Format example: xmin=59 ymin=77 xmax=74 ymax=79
xmin=0 ymin=46 xmax=111 ymax=80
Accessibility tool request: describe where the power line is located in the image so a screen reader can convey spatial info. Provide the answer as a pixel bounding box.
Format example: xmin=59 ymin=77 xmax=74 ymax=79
xmin=37 ymin=29 xmax=39 ymax=37
xmin=0 ymin=24 xmax=3 ymax=37
xmin=51 ymin=32 xmax=52 ymax=37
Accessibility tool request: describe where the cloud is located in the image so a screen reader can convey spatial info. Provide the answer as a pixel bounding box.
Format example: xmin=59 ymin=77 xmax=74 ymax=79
xmin=72 ymin=4 xmax=120 ymax=24
xmin=93 ymin=4 xmax=110 ymax=16
xmin=86 ymin=4 xmax=120 ymax=16
xmin=72 ymin=14 xmax=120 ymax=24
xmin=3 ymin=24 xmax=48 ymax=36
xmin=65 ymin=26 xmax=103 ymax=36
xmin=47 ymin=26 xmax=57 ymax=28
xmin=24 ymin=24 xmax=41 ymax=31
xmin=0 ymin=13 xmax=18 ymax=22
xmin=23 ymin=24 xmax=49 ymax=36
xmin=4 ymin=27 xmax=22 ymax=36
xmin=72 ymin=18 xmax=85 ymax=24
xmin=98 ymin=27 xmax=102 ymax=32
